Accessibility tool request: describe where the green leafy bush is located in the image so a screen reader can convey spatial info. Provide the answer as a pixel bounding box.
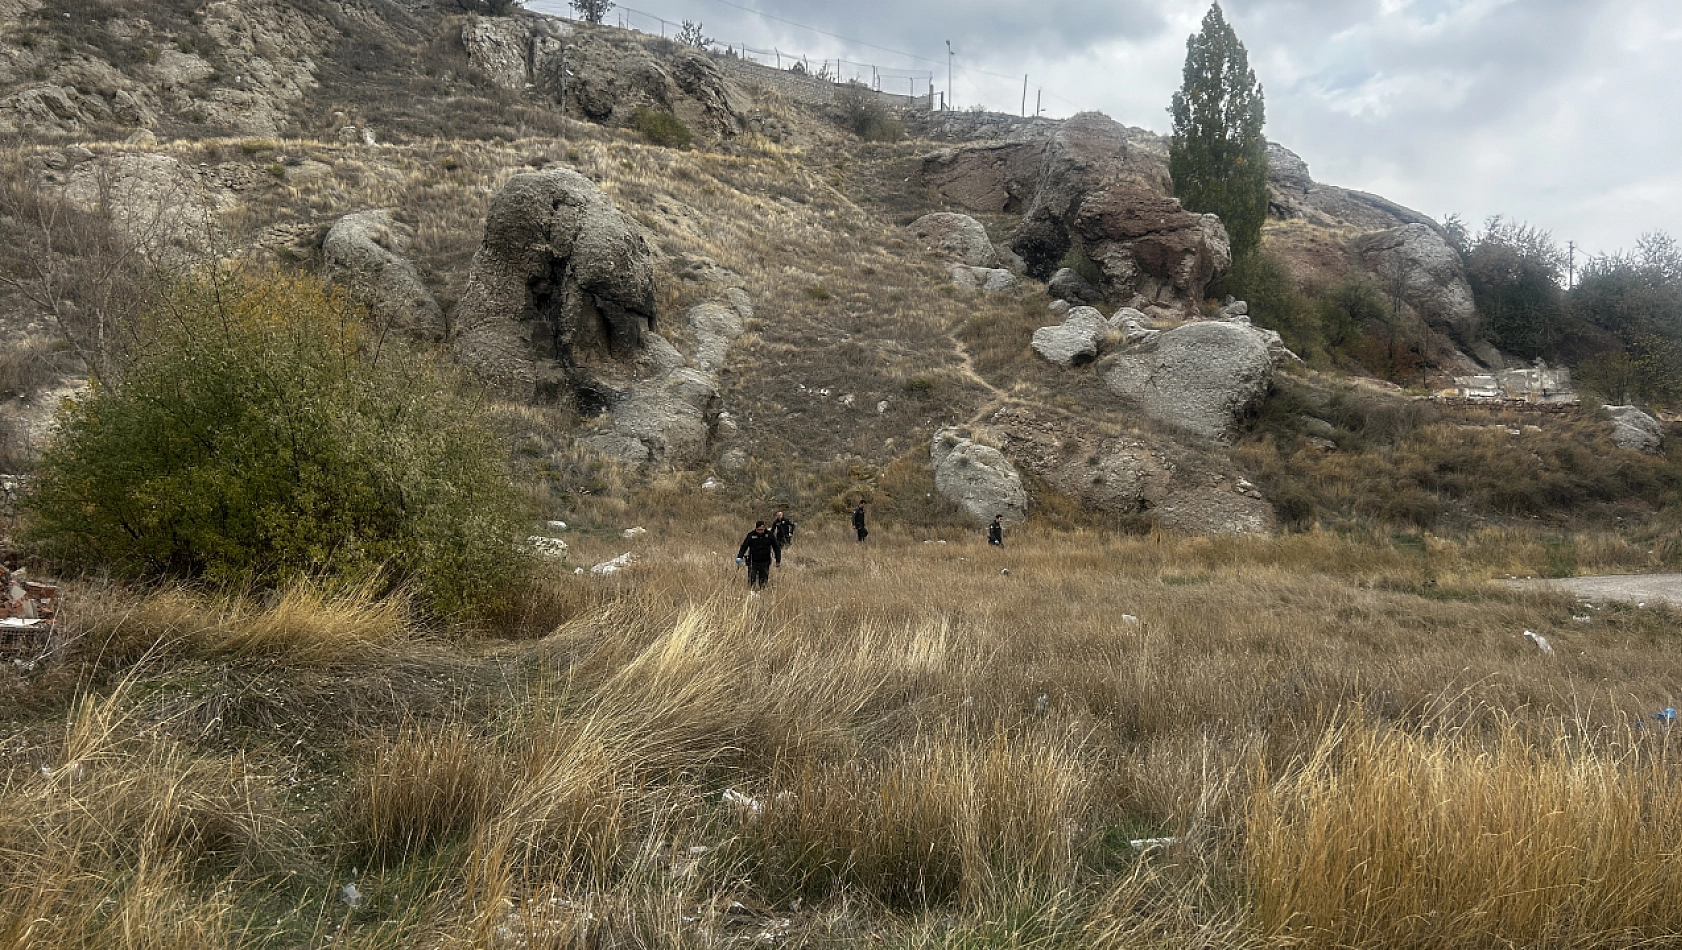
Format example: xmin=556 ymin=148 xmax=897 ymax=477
xmin=25 ymin=269 xmax=531 ymax=617
xmin=630 ymin=107 xmax=692 ymax=149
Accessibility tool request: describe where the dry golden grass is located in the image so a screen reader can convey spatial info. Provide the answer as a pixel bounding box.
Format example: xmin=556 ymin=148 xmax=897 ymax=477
xmin=8 ymin=523 xmax=1682 ymax=946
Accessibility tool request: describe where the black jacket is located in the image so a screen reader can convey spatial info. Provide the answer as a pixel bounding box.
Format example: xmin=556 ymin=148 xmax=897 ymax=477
xmin=737 ymin=529 xmax=782 ymax=564
xmin=988 ymin=521 xmax=1003 ymax=545
xmin=771 ymin=516 xmax=795 ymax=544
xmin=852 ymin=506 xmax=866 ymax=529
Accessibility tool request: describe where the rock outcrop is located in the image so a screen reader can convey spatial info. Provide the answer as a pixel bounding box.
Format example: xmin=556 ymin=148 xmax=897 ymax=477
xmin=454 ymin=168 xmax=657 ymax=405
xmin=579 ymin=292 xmax=749 ymax=468
xmin=1071 ymin=185 xmax=1232 ymax=313
xmin=322 ymin=210 xmax=444 ymax=338
xmin=1355 ymin=224 xmax=1493 ymax=369
xmin=931 ymin=428 xmax=1028 ymax=524
xmin=1101 ymin=320 xmax=1276 ymax=442
xmin=988 ymin=407 xmax=1275 ymax=534
xmin=1606 ymin=405 xmax=1664 ymax=453
xmin=1046 ymin=267 xmax=1101 ymax=306
xmin=1031 ymin=306 xmax=1108 ymax=367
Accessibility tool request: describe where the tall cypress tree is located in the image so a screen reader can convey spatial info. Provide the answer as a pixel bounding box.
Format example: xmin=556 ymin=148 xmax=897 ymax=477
xmin=1169 ymin=4 xmax=1268 ymax=262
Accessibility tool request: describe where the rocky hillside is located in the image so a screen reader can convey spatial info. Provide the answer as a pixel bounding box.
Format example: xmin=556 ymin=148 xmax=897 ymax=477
xmin=0 ymin=0 xmax=1667 ymax=537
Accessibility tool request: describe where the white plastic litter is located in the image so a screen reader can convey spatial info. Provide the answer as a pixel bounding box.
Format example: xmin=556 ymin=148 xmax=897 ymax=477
xmin=1128 ymin=837 xmax=1179 ymax=850
xmin=620 ymin=526 xmax=647 ymax=539
xmin=1523 ymin=630 xmax=1554 ymax=654
xmin=1121 ymin=614 xmax=1140 ymax=626
xmin=591 ymin=553 xmax=636 ymax=575
xmin=339 ymin=883 xmax=363 ymax=908
xmin=721 ymin=788 xmax=762 ymax=818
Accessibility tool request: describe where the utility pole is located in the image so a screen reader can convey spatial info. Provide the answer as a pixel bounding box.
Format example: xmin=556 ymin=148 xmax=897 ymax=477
xmin=1021 ymin=74 xmax=1027 ymax=117
xmin=1035 ymin=89 xmax=1041 ymax=117
xmin=1567 ymin=240 xmax=1577 ymax=290
xmin=945 ymin=40 xmax=953 ymax=111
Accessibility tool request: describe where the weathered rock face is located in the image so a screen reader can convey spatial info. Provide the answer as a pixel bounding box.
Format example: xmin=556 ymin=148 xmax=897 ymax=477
xmin=1073 ymin=186 xmax=1232 ymax=312
xmin=1355 ymin=224 xmax=1490 ymax=368
xmin=1009 ymin=112 xmax=1175 ymax=281
xmin=462 ymin=17 xmax=554 ymax=91
xmin=0 ymin=0 xmax=324 ymax=137
xmin=1606 ymin=405 xmax=1664 ymax=453
xmin=322 ymin=210 xmax=443 ymax=338
xmin=1101 ymin=320 xmax=1275 ymax=442
xmin=988 ymin=407 xmax=1275 ymax=535
xmin=580 ymin=292 xmax=749 ymax=468
xmin=931 ymin=428 xmax=1028 ymax=524
xmin=454 ymin=168 xmax=656 ymax=405
xmin=59 ymin=152 xmax=234 ymax=258
xmin=1046 ymin=267 xmax=1101 ymax=306
xmin=1031 ymin=306 xmax=1108 ymax=367
xmin=1266 ymin=143 xmax=1439 ymax=232
xmin=909 ymin=212 xmax=998 ymax=267
xmin=950 ymin=265 xmax=1018 ymax=294
xmin=918 ymin=140 xmax=1048 ymax=214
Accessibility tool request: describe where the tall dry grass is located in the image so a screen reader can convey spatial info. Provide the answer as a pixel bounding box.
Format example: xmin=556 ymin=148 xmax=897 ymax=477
xmin=1249 ymin=716 xmax=1682 ymax=949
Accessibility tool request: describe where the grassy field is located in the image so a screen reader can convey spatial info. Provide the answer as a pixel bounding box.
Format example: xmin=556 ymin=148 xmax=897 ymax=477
xmin=6 ymin=522 xmax=1682 ymax=948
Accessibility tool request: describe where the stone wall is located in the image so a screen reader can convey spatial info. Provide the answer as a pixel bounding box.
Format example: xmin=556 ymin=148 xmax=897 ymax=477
xmin=714 ymin=55 xmax=932 ymax=111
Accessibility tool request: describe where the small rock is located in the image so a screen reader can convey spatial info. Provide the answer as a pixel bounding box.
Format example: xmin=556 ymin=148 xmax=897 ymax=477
xmin=877 ymin=400 xmax=888 ymax=414
xmin=621 ymin=526 xmax=647 ymax=539
xmin=591 ymin=553 xmax=636 ymax=575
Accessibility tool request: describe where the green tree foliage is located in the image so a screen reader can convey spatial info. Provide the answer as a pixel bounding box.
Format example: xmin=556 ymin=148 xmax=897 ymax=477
xmin=569 ymin=0 xmax=612 ymax=25
xmin=1169 ymin=3 xmax=1269 ymax=262
xmin=676 ymin=20 xmax=711 ymax=49
xmin=630 ymin=106 xmax=693 ymax=149
xmin=25 ymin=269 xmax=531 ymax=617
xmin=1571 ymin=233 xmax=1682 ymax=404
xmin=1463 ymin=216 xmax=1566 ymax=359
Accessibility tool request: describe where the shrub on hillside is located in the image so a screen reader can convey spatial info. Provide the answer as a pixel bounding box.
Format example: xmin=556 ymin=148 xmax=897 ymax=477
xmin=630 ymin=107 xmax=692 ymax=149
xmin=25 ymin=269 xmax=531 ymax=617
xmin=834 ymin=82 xmax=904 ymax=143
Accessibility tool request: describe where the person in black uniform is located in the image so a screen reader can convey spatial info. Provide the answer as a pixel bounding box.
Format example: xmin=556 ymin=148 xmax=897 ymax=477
xmin=736 ymin=520 xmax=781 ymax=590
xmin=771 ymin=510 xmax=796 ymax=548
xmin=988 ymin=515 xmax=1004 ymax=547
xmin=852 ymin=500 xmax=868 ymax=542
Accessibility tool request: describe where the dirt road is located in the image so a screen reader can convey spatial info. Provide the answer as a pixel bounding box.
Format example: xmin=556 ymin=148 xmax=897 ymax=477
xmin=1506 ymin=574 xmax=1682 ymax=606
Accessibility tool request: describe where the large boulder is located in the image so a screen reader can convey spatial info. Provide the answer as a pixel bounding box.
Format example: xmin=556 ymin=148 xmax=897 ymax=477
xmin=1101 ymin=320 xmax=1275 ymax=442
xmin=1072 ymin=185 xmax=1232 ymax=312
xmin=1008 ymin=112 xmax=1174 ymax=280
xmin=931 ymin=428 xmax=1028 ymax=524
xmin=1354 ymin=224 xmax=1490 ymax=367
xmin=918 ymin=140 xmax=1048 ymax=214
xmin=987 ymin=406 xmax=1275 ymax=535
xmin=1046 ymin=267 xmax=1102 ymax=306
xmin=909 ymin=212 xmax=999 ymax=267
xmin=322 ymin=210 xmax=444 ymax=338
xmin=950 ymin=265 xmax=1018 ymax=293
xmin=1606 ymin=405 xmax=1664 ymax=453
xmin=1031 ymin=306 xmax=1108 ymax=367
xmin=453 ymin=168 xmax=656 ymax=405
xmin=462 ymin=17 xmax=539 ymax=91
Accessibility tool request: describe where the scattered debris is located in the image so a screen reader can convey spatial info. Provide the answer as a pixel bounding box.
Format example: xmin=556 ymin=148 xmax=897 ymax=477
xmin=2 ymin=567 xmax=58 ymax=656
xmin=721 ymin=787 xmax=763 ymax=818
xmin=621 ymin=526 xmax=647 ymax=539
xmin=1654 ymin=708 xmax=1677 ymax=724
xmin=701 ymin=477 xmax=721 ymax=491
xmin=339 ymin=883 xmax=363 ymax=908
xmin=1121 ymin=614 xmax=1140 ymax=626
xmin=1572 ymin=615 xmax=1592 ymax=623
xmin=1128 ymin=836 xmax=1179 ymax=850
xmin=1523 ymin=630 xmax=1554 ymax=654
xmin=1034 ymin=693 xmax=1049 ymax=713
xmin=525 ymin=535 xmax=568 ymax=559
xmin=590 ymin=553 xmax=636 ymax=575
xmin=1000 ymin=568 xmax=1011 ymax=575
xmin=547 ymin=520 xmax=568 ymax=530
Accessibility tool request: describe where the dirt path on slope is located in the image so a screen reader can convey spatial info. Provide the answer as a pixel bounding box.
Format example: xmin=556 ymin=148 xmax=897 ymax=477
xmin=1506 ymin=574 xmax=1682 ymax=607
xmin=948 ymin=332 xmax=1008 ymax=425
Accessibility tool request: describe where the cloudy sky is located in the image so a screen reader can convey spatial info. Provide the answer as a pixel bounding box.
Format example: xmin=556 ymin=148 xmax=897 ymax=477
xmin=524 ymin=0 xmax=1680 ymax=255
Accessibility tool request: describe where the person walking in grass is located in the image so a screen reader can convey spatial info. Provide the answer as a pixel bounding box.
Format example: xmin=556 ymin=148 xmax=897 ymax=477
xmin=988 ymin=514 xmax=1004 ymax=547
xmin=852 ymin=500 xmax=868 ymax=542
xmin=771 ymin=510 xmax=796 ymax=548
xmin=736 ymin=519 xmax=781 ymax=591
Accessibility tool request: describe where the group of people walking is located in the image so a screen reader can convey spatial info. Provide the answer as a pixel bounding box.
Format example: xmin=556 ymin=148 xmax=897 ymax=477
xmin=735 ymin=502 xmax=1007 ymax=590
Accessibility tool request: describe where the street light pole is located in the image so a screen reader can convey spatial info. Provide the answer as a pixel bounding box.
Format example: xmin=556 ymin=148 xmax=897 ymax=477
xmin=945 ymin=40 xmax=953 ymax=111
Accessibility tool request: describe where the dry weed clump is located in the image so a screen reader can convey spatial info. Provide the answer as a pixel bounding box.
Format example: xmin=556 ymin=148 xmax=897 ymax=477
xmin=1249 ymin=716 xmax=1682 ymax=949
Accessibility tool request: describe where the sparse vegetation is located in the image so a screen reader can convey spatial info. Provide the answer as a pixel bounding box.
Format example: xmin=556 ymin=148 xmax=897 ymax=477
xmin=629 ymin=105 xmax=692 ymax=149
xmin=834 ymin=81 xmax=905 ymax=142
